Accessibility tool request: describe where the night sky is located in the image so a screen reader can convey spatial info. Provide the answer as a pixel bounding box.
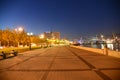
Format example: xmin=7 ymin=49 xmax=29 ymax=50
xmin=0 ymin=0 xmax=120 ymax=39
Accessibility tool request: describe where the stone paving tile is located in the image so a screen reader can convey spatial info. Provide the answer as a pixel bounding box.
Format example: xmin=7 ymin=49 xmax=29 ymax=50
xmin=0 ymin=56 xmax=29 ymax=69
xmin=38 ymin=49 xmax=58 ymax=57
xmin=18 ymin=48 xmax=48 ymax=56
xmin=38 ymin=53 xmax=56 ymax=57
xmin=81 ymin=56 xmax=120 ymax=69
xmin=70 ymin=48 xmax=103 ymax=56
xmin=56 ymin=56 xmax=79 ymax=60
xmin=1 ymin=46 xmax=120 ymax=80
xmin=51 ymin=59 xmax=90 ymax=69
xmin=9 ymin=62 xmax=50 ymax=70
xmin=10 ymin=57 xmax=53 ymax=70
xmin=101 ymin=70 xmax=120 ymax=80
xmin=57 ymin=53 xmax=74 ymax=56
xmin=46 ymin=71 xmax=102 ymax=80
xmin=0 ymin=49 xmax=47 ymax=69
xmin=0 ymin=71 xmax=44 ymax=80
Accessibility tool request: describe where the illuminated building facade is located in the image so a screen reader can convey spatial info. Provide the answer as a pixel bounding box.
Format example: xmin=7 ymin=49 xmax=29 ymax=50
xmin=44 ymin=32 xmax=60 ymax=40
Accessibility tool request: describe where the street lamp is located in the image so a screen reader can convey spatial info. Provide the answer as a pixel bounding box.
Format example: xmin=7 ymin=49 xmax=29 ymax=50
xmin=15 ymin=27 xmax=23 ymax=32
xmin=18 ymin=27 xmax=23 ymax=32
xmin=27 ymin=32 xmax=33 ymax=50
xmin=15 ymin=27 xmax=24 ymax=47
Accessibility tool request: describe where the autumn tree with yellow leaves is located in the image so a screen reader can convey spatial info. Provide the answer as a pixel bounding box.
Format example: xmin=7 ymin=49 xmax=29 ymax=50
xmin=0 ymin=28 xmax=45 ymax=47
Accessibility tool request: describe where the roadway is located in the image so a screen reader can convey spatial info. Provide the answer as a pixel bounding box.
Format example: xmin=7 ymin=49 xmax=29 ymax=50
xmin=0 ymin=46 xmax=120 ymax=80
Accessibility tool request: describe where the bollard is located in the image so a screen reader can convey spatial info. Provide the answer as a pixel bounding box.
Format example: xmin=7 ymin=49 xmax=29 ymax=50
xmin=104 ymin=44 xmax=108 ymax=56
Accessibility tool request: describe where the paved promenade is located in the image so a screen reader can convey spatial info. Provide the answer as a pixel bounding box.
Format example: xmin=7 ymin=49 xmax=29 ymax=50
xmin=0 ymin=46 xmax=120 ymax=80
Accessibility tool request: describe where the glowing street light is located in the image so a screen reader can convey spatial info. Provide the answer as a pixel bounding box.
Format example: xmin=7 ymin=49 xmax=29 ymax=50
xmin=15 ymin=27 xmax=24 ymax=33
xmin=18 ymin=27 xmax=23 ymax=32
xmin=39 ymin=34 xmax=44 ymax=39
xmin=27 ymin=32 xmax=33 ymax=36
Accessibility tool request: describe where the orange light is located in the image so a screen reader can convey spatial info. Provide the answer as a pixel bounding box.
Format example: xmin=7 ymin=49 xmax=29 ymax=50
xmin=40 ymin=34 xmax=44 ymax=39
xmin=18 ymin=27 xmax=23 ymax=32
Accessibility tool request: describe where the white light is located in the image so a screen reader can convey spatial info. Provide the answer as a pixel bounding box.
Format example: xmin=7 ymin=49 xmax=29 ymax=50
xmin=40 ymin=34 xmax=44 ymax=39
xmin=15 ymin=27 xmax=24 ymax=32
xmin=101 ymin=35 xmax=104 ymax=38
xmin=30 ymin=33 xmax=33 ymax=35
xmin=18 ymin=27 xmax=23 ymax=32
xmin=27 ymin=33 xmax=30 ymax=35
xmin=27 ymin=32 xmax=33 ymax=36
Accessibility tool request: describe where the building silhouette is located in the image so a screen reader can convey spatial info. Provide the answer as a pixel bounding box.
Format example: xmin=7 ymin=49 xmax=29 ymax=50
xmin=44 ymin=32 xmax=60 ymax=40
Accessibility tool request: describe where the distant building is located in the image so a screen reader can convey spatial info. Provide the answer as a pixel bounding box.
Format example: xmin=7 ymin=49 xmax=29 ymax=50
xmin=44 ymin=32 xmax=60 ymax=40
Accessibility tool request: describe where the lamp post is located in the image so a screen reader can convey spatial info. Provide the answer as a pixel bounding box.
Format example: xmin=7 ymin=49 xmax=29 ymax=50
xmin=15 ymin=27 xmax=24 ymax=47
xmin=27 ymin=32 xmax=33 ymax=50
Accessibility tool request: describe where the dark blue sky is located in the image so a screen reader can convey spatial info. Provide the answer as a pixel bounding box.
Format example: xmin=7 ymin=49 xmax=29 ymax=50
xmin=0 ymin=0 xmax=120 ymax=39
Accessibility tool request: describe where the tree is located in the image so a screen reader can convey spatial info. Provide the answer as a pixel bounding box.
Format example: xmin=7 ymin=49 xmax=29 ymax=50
xmin=0 ymin=29 xmax=2 ymax=46
xmin=2 ymin=28 xmax=13 ymax=47
xmin=20 ymin=31 xmax=28 ymax=46
xmin=30 ymin=35 xmax=42 ymax=44
xmin=13 ymin=28 xmax=28 ymax=47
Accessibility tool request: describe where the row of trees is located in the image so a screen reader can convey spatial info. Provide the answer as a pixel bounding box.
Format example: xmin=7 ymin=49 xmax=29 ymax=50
xmin=0 ymin=28 xmax=47 ymax=47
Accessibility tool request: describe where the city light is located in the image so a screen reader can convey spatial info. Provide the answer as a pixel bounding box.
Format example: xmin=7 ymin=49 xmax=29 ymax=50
xmin=27 ymin=32 xmax=33 ymax=36
xmin=39 ymin=34 xmax=44 ymax=39
xmin=101 ymin=35 xmax=103 ymax=37
xmin=18 ymin=27 xmax=23 ymax=32
xmin=15 ymin=27 xmax=24 ymax=33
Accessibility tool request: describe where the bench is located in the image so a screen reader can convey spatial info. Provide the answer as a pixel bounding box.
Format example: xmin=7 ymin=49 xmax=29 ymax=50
xmin=0 ymin=50 xmax=18 ymax=59
xmin=0 ymin=51 xmax=6 ymax=59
